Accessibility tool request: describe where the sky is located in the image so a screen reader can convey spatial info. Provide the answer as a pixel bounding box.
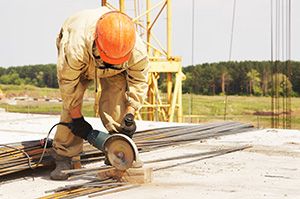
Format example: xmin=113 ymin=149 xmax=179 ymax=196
xmin=0 ymin=0 xmax=299 ymax=67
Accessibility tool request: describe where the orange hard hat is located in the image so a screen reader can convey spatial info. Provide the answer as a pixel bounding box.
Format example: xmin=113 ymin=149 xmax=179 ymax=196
xmin=95 ymin=11 xmax=136 ymax=65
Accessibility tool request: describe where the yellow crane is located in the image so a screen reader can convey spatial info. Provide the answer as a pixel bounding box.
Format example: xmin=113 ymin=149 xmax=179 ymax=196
xmin=95 ymin=0 xmax=184 ymax=123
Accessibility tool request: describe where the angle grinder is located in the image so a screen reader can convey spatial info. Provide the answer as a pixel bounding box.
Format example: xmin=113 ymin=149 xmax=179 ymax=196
xmin=40 ymin=122 xmax=142 ymax=171
xmin=86 ymin=130 xmax=141 ymax=170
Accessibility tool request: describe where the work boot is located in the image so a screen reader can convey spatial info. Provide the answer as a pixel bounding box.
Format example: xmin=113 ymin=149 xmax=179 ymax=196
xmin=49 ymin=149 xmax=72 ymax=180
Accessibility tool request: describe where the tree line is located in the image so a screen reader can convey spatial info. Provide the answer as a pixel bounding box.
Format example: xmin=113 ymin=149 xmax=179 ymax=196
xmin=0 ymin=64 xmax=58 ymax=88
xmin=0 ymin=61 xmax=300 ymax=96
xmin=182 ymin=61 xmax=300 ymax=96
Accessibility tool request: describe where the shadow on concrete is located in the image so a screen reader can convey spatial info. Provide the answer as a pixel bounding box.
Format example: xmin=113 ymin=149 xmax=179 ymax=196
xmin=0 ymin=165 xmax=54 ymax=185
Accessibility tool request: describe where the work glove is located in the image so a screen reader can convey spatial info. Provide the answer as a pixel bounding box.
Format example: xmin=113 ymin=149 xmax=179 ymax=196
xmin=120 ymin=113 xmax=136 ymax=138
xmin=68 ymin=117 xmax=93 ymax=140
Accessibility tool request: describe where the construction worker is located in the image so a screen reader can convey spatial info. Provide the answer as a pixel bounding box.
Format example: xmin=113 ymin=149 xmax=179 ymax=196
xmin=50 ymin=7 xmax=149 ymax=180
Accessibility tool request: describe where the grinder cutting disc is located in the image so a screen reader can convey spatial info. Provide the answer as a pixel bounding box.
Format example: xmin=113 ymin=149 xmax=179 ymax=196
xmin=105 ymin=137 xmax=135 ymax=171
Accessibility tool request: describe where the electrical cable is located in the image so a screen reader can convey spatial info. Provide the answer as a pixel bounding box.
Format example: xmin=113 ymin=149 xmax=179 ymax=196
xmin=0 ymin=122 xmax=70 ymax=170
xmin=0 ymin=144 xmax=34 ymax=169
xmin=35 ymin=122 xmax=70 ymax=168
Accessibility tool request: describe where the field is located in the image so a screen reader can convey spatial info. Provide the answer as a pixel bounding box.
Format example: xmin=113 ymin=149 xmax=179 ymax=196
xmin=1 ymin=84 xmax=300 ymax=129
xmin=0 ymin=84 xmax=95 ymax=116
xmin=182 ymin=94 xmax=300 ymax=129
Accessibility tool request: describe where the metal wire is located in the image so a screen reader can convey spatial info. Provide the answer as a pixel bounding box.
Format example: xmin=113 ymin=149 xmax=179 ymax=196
xmin=270 ymin=0 xmax=292 ymax=129
xmin=0 ymin=122 xmax=69 ymax=172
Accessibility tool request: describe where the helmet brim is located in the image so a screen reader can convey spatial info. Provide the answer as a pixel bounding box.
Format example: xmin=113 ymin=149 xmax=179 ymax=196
xmin=99 ymin=49 xmax=132 ymax=65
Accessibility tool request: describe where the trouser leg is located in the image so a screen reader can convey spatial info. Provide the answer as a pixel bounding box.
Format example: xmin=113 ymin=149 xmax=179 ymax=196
xmin=99 ymin=72 xmax=128 ymax=134
xmin=99 ymin=72 xmax=128 ymax=166
xmin=99 ymin=73 xmax=143 ymax=168
xmin=52 ymin=109 xmax=83 ymax=157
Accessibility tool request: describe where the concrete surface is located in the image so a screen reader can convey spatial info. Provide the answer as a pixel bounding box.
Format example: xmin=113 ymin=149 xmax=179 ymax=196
xmin=0 ymin=112 xmax=300 ymax=199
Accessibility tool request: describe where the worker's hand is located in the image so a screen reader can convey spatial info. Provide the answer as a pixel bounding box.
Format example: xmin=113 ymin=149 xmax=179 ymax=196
xmin=69 ymin=117 xmax=93 ymax=140
xmin=120 ymin=113 xmax=136 ymax=138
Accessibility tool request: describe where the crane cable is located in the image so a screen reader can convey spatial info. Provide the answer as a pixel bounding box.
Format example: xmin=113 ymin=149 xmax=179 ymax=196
xmin=229 ymin=0 xmax=237 ymax=61
xmin=224 ymin=0 xmax=237 ymax=120
xmin=270 ymin=0 xmax=292 ymax=128
xmin=191 ymin=0 xmax=195 ymax=66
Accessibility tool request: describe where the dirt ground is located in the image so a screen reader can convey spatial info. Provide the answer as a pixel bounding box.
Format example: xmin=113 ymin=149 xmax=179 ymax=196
xmin=0 ymin=112 xmax=300 ymax=199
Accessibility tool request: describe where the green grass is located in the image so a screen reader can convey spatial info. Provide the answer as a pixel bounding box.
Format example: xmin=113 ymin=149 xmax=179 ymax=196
xmin=182 ymin=94 xmax=300 ymax=129
xmin=0 ymin=84 xmax=96 ymax=116
xmin=0 ymin=84 xmax=94 ymax=98
xmin=0 ymin=84 xmax=59 ymax=98
xmin=1 ymin=84 xmax=300 ymax=129
xmin=0 ymin=101 xmax=95 ymax=116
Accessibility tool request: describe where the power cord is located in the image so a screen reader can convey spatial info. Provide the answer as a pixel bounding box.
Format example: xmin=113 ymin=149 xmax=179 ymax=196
xmin=0 ymin=122 xmax=70 ymax=169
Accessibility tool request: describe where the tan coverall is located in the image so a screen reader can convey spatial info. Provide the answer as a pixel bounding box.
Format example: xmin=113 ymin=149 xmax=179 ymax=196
xmin=53 ymin=7 xmax=149 ymax=157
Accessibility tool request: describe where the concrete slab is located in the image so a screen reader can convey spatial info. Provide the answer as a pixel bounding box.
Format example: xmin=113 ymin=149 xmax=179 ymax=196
xmin=0 ymin=112 xmax=184 ymax=144
xmin=0 ymin=112 xmax=300 ymax=199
